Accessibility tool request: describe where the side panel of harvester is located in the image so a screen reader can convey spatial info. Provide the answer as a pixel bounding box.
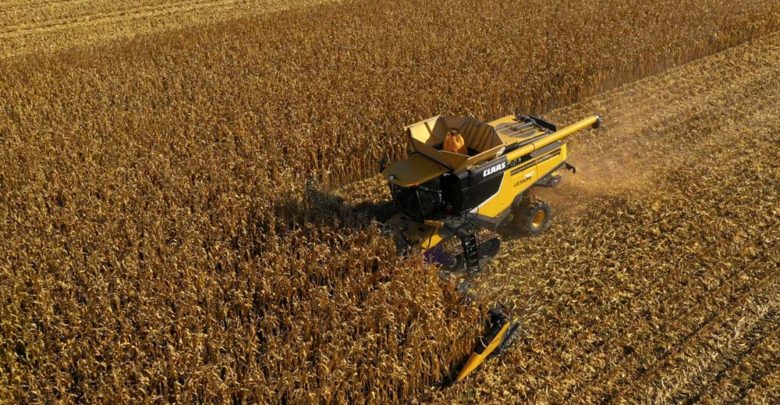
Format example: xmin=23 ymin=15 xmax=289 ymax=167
xmin=470 ymin=143 xmax=568 ymax=227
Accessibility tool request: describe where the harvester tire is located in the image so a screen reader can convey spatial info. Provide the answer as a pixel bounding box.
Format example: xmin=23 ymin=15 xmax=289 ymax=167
xmin=515 ymin=198 xmax=552 ymax=236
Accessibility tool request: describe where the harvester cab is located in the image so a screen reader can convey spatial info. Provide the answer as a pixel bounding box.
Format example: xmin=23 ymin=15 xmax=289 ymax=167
xmin=382 ymin=113 xmax=602 ymax=273
xmin=380 ymin=112 xmax=601 ymax=383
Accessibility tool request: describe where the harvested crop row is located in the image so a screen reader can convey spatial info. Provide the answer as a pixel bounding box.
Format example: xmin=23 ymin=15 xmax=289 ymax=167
xmin=629 ymin=292 xmax=780 ymax=403
xmin=694 ymin=328 xmax=780 ymax=403
xmin=742 ymin=367 xmax=780 ymax=404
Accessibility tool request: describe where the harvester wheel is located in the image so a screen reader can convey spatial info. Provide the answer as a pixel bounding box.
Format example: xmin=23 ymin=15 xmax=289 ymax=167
xmin=515 ymin=198 xmax=552 ymax=236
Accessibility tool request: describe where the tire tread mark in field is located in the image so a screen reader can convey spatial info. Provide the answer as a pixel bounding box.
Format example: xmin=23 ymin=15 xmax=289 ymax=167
xmin=0 ymin=0 xmax=71 ymax=10
xmin=0 ymin=0 xmax=244 ymax=38
xmin=0 ymin=0 xmax=146 ymax=15
xmin=558 ymin=256 xmax=776 ymax=403
xmin=629 ymin=284 xmax=780 ymax=403
xmin=692 ymin=326 xmax=780 ymax=404
xmin=735 ymin=365 xmax=780 ymax=404
xmin=0 ymin=1 xmax=183 ymax=24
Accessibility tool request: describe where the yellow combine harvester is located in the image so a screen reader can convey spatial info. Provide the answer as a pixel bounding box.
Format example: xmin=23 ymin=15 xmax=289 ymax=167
xmin=380 ymin=112 xmax=601 ymax=382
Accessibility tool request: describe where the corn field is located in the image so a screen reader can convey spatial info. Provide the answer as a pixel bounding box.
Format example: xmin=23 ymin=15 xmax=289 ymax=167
xmin=0 ymin=0 xmax=778 ymax=403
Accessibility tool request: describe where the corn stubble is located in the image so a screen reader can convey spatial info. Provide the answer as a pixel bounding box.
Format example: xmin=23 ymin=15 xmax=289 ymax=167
xmin=0 ymin=0 xmax=778 ymax=403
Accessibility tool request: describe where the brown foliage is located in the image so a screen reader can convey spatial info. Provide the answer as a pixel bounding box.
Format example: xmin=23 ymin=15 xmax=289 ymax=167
xmin=0 ymin=0 xmax=778 ymax=403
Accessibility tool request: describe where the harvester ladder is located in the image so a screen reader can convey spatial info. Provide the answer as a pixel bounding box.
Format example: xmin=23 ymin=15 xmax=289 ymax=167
xmin=461 ymin=234 xmax=480 ymax=272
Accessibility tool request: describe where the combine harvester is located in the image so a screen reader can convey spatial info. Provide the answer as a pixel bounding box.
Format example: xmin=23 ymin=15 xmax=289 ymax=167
xmin=380 ymin=113 xmax=602 ymax=382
